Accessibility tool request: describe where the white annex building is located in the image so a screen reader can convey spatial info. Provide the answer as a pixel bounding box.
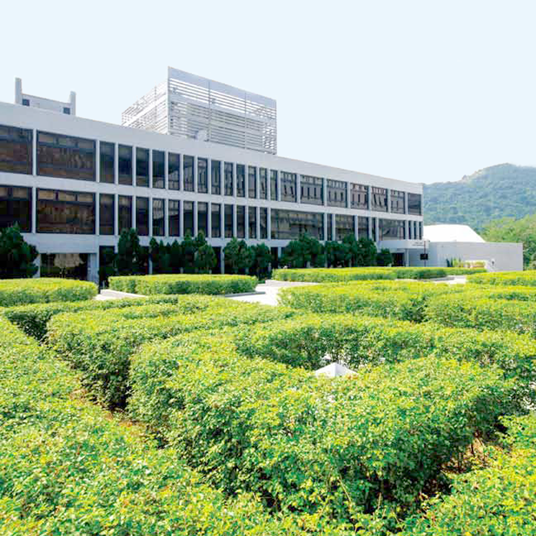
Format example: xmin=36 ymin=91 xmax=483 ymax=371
xmin=0 ymin=68 xmax=425 ymax=282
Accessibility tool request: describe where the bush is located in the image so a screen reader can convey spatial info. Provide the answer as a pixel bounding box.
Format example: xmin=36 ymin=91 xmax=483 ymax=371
xmin=129 ymin=330 xmax=512 ymax=524
xmin=468 ymin=270 xmax=536 ymax=286
xmin=109 ymin=274 xmax=258 ymax=295
xmin=0 ymin=278 xmax=97 ymax=307
xmin=0 ymin=224 xmax=38 ymax=278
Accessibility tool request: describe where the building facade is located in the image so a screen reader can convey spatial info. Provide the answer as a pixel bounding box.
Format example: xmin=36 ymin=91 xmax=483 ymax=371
xmin=0 ymin=81 xmax=423 ymax=282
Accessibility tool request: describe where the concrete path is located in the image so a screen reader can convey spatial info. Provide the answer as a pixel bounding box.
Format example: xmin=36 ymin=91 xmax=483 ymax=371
xmin=228 ymin=280 xmax=317 ymax=306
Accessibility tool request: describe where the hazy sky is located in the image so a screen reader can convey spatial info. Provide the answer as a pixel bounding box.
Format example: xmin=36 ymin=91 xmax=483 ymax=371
xmin=2 ymin=0 xmax=535 ymax=184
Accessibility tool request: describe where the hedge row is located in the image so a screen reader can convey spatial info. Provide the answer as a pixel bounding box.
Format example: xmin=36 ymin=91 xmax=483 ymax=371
xmin=468 ymin=270 xmax=536 ymax=287
xmin=109 ymin=274 xmax=258 ymax=295
xmin=47 ymin=299 xmax=296 ymax=408
xmin=0 ymin=318 xmax=338 ymax=534
xmin=129 ymin=330 xmax=512 ymax=525
xmin=0 ymin=277 xmax=97 ymax=307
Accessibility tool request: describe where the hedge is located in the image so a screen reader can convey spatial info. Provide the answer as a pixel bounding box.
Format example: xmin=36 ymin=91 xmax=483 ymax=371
xmin=47 ymin=299 xmax=296 ymax=408
xmin=129 ymin=330 xmax=512 ymax=525
xmin=468 ymin=270 xmax=536 ymax=287
xmin=109 ymin=274 xmax=258 ymax=295
xmin=0 ymin=277 xmax=97 ymax=307
xmin=0 ymin=318 xmax=339 ymax=534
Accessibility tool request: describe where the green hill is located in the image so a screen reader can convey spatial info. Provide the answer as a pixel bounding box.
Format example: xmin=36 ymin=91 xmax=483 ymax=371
xmin=424 ymin=163 xmax=536 ymax=231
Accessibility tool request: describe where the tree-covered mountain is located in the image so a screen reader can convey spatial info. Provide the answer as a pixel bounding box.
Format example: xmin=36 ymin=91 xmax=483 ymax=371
xmin=424 ymin=164 xmax=536 ymax=231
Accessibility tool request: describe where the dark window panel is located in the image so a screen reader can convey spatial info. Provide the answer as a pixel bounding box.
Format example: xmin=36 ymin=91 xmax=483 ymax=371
xmin=326 ymin=179 xmax=347 ymax=208
xmin=408 ymin=193 xmax=422 ymax=216
xmin=371 ymin=187 xmax=388 ymax=212
xmin=280 ymin=172 xmax=297 ymax=203
xmin=183 ymin=156 xmax=194 ymax=192
xmin=259 ymin=168 xmax=268 ymax=200
xmin=168 ymin=153 xmax=180 ymax=190
xmin=248 ymin=166 xmax=257 ymax=199
xmin=169 ymin=200 xmax=180 ymax=237
xmin=391 ymin=190 xmax=405 ymax=214
xmin=100 ymin=142 xmax=115 ymax=184
xmin=153 ymin=150 xmax=165 ymax=189
xmin=270 ymin=170 xmax=278 ymax=201
xmin=271 ymin=209 xmax=324 ymax=240
xmin=224 ymin=162 xmax=234 ymax=196
xmin=198 ymin=158 xmax=208 ymax=193
xmin=248 ymin=206 xmax=257 ymax=239
xmin=136 ymin=197 xmax=149 ymax=236
xmin=0 ymin=185 xmax=31 ymax=231
xmin=118 ymin=145 xmax=133 ymax=185
xmin=301 ymin=175 xmax=323 ymax=206
xmin=237 ymin=205 xmax=246 ymax=238
xmin=211 ymin=160 xmax=221 ymax=195
xmin=351 ymin=184 xmax=369 ymax=210
xmin=183 ymin=201 xmax=194 ymax=236
xmin=153 ymin=198 xmax=165 ymax=236
xmin=99 ymin=194 xmax=114 ymax=235
xmin=358 ymin=216 xmax=369 ymax=239
xmin=0 ymin=125 xmax=33 ymax=175
xmin=335 ymin=214 xmax=354 ymax=240
xmin=236 ymin=164 xmax=245 ymax=198
xmin=211 ymin=203 xmax=221 ymax=238
xmin=118 ymin=196 xmax=132 ymax=232
xmin=260 ymin=207 xmax=268 ymax=239
xmin=224 ymin=205 xmax=233 ymax=238
xmin=136 ymin=148 xmax=149 ymax=187
xmin=379 ymin=218 xmax=406 ymax=240
xmin=198 ymin=202 xmax=208 ymax=236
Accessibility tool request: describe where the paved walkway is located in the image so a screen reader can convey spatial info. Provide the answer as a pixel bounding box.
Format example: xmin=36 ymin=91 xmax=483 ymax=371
xmin=228 ymin=280 xmax=317 ymax=306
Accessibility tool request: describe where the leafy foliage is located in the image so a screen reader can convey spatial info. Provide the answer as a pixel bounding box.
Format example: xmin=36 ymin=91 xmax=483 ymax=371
xmin=224 ymin=238 xmax=254 ymax=274
xmin=0 ymin=224 xmax=38 ymax=279
xmin=116 ymin=228 xmax=145 ymax=275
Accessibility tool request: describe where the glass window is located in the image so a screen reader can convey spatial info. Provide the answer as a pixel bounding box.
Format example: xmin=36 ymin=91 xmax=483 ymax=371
xmin=224 ymin=162 xmax=234 ymax=196
xmin=37 ymin=131 xmax=95 ymax=181
xmin=270 ymin=170 xmax=278 ymax=201
xmin=118 ymin=196 xmax=132 ymax=232
xmin=224 ymin=205 xmax=234 ymax=238
xmin=153 ymin=198 xmax=165 ymax=236
xmin=236 ymin=164 xmax=245 ymax=197
xmin=358 ymin=216 xmax=369 ymax=239
xmin=169 ymin=200 xmax=180 ymax=237
xmin=168 ymin=153 xmax=180 ymax=190
xmin=0 ymin=125 xmax=32 ymax=175
xmin=22 ymin=99 xmax=29 ymax=106
xmin=211 ymin=203 xmax=221 ymax=238
xmin=327 ymin=214 xmax=333 ymax=241
xmin=237 ymin=205 xmax=246 ymax=238
xmin=153 ymin=150 xmax=165 ymax=189
xmin=408 ymin=193 xmax=422 ymax=216
xmin=327 ymin=179 xmax=347 ymax=208
xmin=391 ymin=190 xmax=405 ymax=214
xmin=37 ymin=188 xmax=95 ymax=234
xmin=301 ymin=175 xmax=323 ymax=206
xmin=0 ymin=185 xmax=31 ymax=231
xmin=371 ymin=187 xmax=388 ymax=212
xmin=183 ymin=201 xmax=194 ymax=236
xmin=248 ymin=206 xmax=257 ymax=239
xmin=260 ymin=207 xmax=268 ymax=239
xmin=136 ymin=148 xmax=149 ymax=187
xmin=118 ymin=145 xmax=133 ymax=185
xmin=371 ymin=217 xmax=378 ymax=241
xmin=100 ymin=142 xmax=115 ymax=184
xmin=336 ymin=214 xmax=354 ymax=240
xmin=248 ymin=166 xmax=257 ymax=198
xmin=271 ymin=209 xmax=324 ymax=240
xmin=351 ymin=184 xmax=368 ymax=210
xmin=183 ymin=156 xmax=194 ymax=192
xmin=198 ymin=158 xmax=208 ymax=193
xmin=259 ymin=168 xmax=268 ymax=200
xmin=379 ymin=219 xmax=406 ymax=240
xmin=198 ymin=202 xmax=208 ymax=236
xmin=99 ymin=194 xmax=114 ymax=235
xmin=211 ymin=160 xmax=221 ymax=195
xmin=281 ymin=172 xmax=297 ymax=203
xmin=136 ymin=197 xmax=149 ymax=236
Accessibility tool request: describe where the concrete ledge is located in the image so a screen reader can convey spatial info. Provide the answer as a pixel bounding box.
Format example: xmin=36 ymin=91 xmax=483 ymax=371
xmin=224 ymin=291 xmax=266 ymax=298
xmin=98 ymin=289 xmax=147 ymax=299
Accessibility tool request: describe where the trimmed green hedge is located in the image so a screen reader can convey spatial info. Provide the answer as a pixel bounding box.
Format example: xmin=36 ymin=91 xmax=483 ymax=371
xmin=129 ymin=330 xmax=512 ymax=524
xmin=468 ymin=270 xmax=536 ymax=286
xmin=0 ymin=318 xmax=335 ymax=534
xmin=0 ymin=277 xmax=97 ymax=306
xmin=109 ymin=274 xmax=258 ymax=295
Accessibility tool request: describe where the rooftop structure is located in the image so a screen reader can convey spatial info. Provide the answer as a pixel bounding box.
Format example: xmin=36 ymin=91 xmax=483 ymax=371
xmin=15 ymin=78 xmax=76 ymax=116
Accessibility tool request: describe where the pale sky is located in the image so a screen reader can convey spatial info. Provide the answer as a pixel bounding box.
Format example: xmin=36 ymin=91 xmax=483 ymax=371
xmin=2 ymin=0 xmax=535 ymax=185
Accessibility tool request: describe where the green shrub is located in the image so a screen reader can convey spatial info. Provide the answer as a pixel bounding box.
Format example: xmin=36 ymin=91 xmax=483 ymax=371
xmin=273 ymin=267 xmax=396 ymax=282
xmin=0 ymin=278 xmax=97 ymax=307
xmin=129 ymin=331 xmax=512 ymax=524
xmin=390 ymin=267 xmax=448 ymax=279
xmin=468 ymin=270 xmax=536 ymax=286
xmin=109 ymin=274 xmax=258 ymax=295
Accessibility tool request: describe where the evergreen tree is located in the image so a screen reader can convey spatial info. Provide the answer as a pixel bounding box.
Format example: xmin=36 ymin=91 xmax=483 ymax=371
xmin=0 ymin=224 xmax=38 ymax=279
xmin=224 ymin=238 xmax=253 ymax=274
xmin=251 ymin=243 xmax=272 ymax=279
xmin=281 ymin=234 xmax=325 ymax=268
xmin=116 ymin=229 xmax=144 ymax=275
xmin=168 ymin=240 xmax=183 ymax=273
xmin=376 ymin=248 xmax=394 ymax=266
xmin=356 ymin=237 xmax=378 ymax=266
xmin=195 ymin=244 xmax=217 ymax=273
xmin=325 ymin=240 xmax=351 ymax=267
xmin=98 ymin=246 xmax=117 ymax=286
xmin=149 ymin=239 xmax=171 ymax=274
xmin=181 ymin=232 xmax=196 ymax=273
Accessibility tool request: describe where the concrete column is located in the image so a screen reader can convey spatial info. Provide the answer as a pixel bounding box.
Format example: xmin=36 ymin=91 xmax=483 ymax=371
xmin=208 ymin=159 xmax=212 ymax=195
xmin=32 ymin=129 xmax=37 ymax=176
xmin=297 ymin=174 xmax=301 ymax=204
xmin=96 ymin=193 xmax=100 ymax=236
xmin=404 ymin=191 xmax=408 ymax=215
xmin=114 ymin=194 xmax=119 ymax=236
xmin=149 ymin=197 xmax=153 ymax=237
xmin=31 ymin=186 xmax=37 ymax=233
xmin=207 ymin=202 xmax=212 ymax=239
xmin=133 ymin=147 xmax=137 ymax=187
xmin=323 ymin=212 xmax=327 ymax=241
xmin=375 ymin=218 xmax=380 ymax=243
xmin=149 ymin=149 xmax=153 ymax=189
xmin=164 ymin=151 xmax=169 ymax=190
xmin=346 ymin=181 xmax=350 ymax=208
xmin=354 ymin=215 xmax=358 ymax=239
xmin=96 ymin=140 xmax=101 ymax=182
xmin=368 ymin=216 xmax=373 ymax=240
xmin=386 ymin=189 xmax=391 ymax=213
xmin=193 ymin=156 xmax=198 ymax=193
xmin=323 ymin=178 xmax=327 ymax=207
xmin=114 ymin=143 xmax=119 ymax=184
xmin=87 ymin=253 xmax=99 ymax=284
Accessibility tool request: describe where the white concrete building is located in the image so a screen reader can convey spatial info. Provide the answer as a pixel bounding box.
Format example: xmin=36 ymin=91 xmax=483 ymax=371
xmin=0 ymin=74 xmax=423 ymax=282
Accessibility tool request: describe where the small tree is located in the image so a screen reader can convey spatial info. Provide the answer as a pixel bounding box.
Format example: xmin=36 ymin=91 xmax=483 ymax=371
xmin=356 ymin=237 xmax=377 ymax=266
xmin=0 ymin=224 xmax=38 ymax=279
xmin=342 ymin=234 xmax=359 ymax=267
xmin=181 ymin=232 xmax=196 ymax=273
xmin=224 ymin=238 xmax=253 ymax=274
xmin=116 ymin=229 xmax=144 ymax=275
xmin=251 ymin=243 xmax=272 ymax=279
xmin=281 ymin=234 xmax=325 ymax=268
xmin=168 ymin=240 xmax=183 ymax=273
xmin=195 ymin=244 xmax=217 ymax=273
xmin=149 ymin=238 xmax=172 ymax=274
xmin=376 ymin=248 xmax=394 ymax=267
xmin=325 ymin=240 xmax=351 ymax=267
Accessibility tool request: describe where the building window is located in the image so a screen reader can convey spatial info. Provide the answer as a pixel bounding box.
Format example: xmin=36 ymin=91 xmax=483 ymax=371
xmin=224 ymin=162 xmax=234 ymax=196
xmin=136 ymin=197 xmax=149 ymax=236
xmin=168 ymin=153 xmax=180 ymax=190
xmin=37 ymin=188 xmax=95 ymax=234
xmin=371 ymin=187 xmax=388 ymax=212
xmin=198 ymin=202 xmax=208 ymax=236
xmin=358 ymin=216 xmax=369 ymax=239
xmin=118 ymin=145 xmax=133 ymax=185
xmin=408 ymin=193 xmax=422 ymax=216
xmin=281 ymin=172 xmax=297 ymax=203
xmin=100 ymin=142 xmax=115 ymax=184
xmin=22 ymin=99 xmax=29 ymax=106
xmin=260 ymin=207 xmax=268 ymax=239
xmin=211 ymin=160 xmax=221 ymax=195
xmin=300 ymin=175 xmax=323 ymax=206
xmin=271 ymin=209 xmax=324 ymax=240
xmin=351 ymin=184 xmax=368 ymax=210
xmin=37 ymin=131 xmax=95 ymax=181
xmin=379 ymin=219 xmax=406 ymax=240
xmin=236 ymin=164 xmax=246 ymax=198
xmin=259 ymin=168 xmax=268 ymax=200
xmin=198 ymin=158 xmax=208 ymax=194
xmin=248 ymin=206 xmax=257 ymax=239
xmin=211 ymin=203 xmax=221 ymax=238
xmin=153 ymin=150 xmax=165 ymax=189
xmin=336 ymin=214 xmax=354 ymax=240
xmin=136 ymin=148 xmax=149 ymax=188
xmin=99 ymin=194 xmax=114 ymax=235
xmin=0 ymin=185 xmax=31 ymax=231
xmin=327 ymin=179 xmax=347 ymax=208
xmin=169 ymin=200 xmax=180 ymax=237
xmin=391 ymin=190 xmax=405 ymax=214
xmin=224 ymin=205 xmax=233 ymax=238
xmin=270 ymin=170 xmax=278 ymax=201
xmin=327 ymin=214 xmax=333 ymax=241
xmin=183 ymin=156 xmax=194 ymax=192
xmin=248 ymin=166 xmax=257 ymax=198
xmin=0 ymin=125 xmax=32 ymax=175
xmin=63 ymin=107 xmax=70 ymax=115
xmin=183 ymin=201 xmax=194 ymax=236
xmin=118 ymin=196 xmax=132 ymax=232
xmin=153 ymin=198 xmax=165 ymax=236
xmin=371 ymin=217 xmax=377 ymax=241
xmin=237 ymin=205 xmax=246 ymax=238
